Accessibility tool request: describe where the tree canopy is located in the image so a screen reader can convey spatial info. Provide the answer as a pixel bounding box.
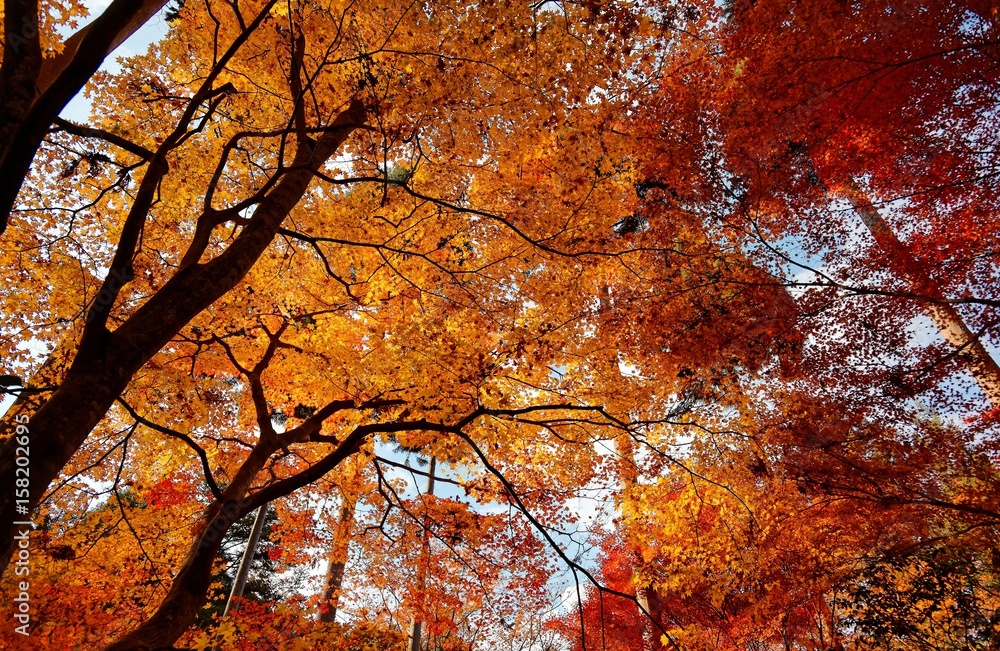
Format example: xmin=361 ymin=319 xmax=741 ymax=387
xmin=0 ymin=0 xmax=997 ymax=649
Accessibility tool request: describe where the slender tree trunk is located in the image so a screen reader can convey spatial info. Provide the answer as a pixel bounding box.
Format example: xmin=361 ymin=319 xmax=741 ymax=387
xmin=606 ymin=290 xmax=662 ymax=647
xmin=0 ymin=102 xmax=365 ymax=576
xmin=635 ymin=586 xmax=658 ymax=651
xmin=843 ymin=183 xmax=1000 ymax=406
xmin=616 ymin=435 xmax=662 ymax=651
xmin=320 ymin=484 xmax=359 ymax=623
xmin=223 ymin=503 xmax=269 ymax=615
xmin=408 ymin=456 xmax=436 ymax=651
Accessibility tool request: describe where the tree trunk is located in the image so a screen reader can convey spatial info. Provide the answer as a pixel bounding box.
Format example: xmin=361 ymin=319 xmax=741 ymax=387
xmin=0 ymin=102 xmax=366 ymax=575
xmin=319 ymin=484 xmax=359 ymax=623
xmin=103 ymin=445 xmax=274 ymax=651
xmin=223 ymin=503 xmax=269 ymax=615
xmin=616 ymin=435 xmax=663 ymax=651
xmin=843 ymin=184 xmax=1000 ymax=406
xmin=635 ymin=586 xmax=658 ymax=651
xmin=0 ymin=0 xmax=43 ymax=182
xmin=408 ymin=456 xmax=436 ymax=651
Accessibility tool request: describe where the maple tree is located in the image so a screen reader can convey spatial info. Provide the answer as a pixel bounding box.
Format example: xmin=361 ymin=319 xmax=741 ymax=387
xmin=544 ymin=1 xmax=1000 ymax=649
xmin=0 ymin=0 xmax=697 ymax=647
xmin=1 ymin=0 xmax=998 ymax=649
xmin=541 ymin=1 xmax=1000 ymax=649
xmin=715 ymin=0 xmax=1000 ymax=408
xmin=0 ymin=0 xmax=640 ymax=567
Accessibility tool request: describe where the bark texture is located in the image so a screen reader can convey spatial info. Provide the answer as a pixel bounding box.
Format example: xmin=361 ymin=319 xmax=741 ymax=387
xmin=844 ymin=184 xmax=1000 ymax=406
xmin=617 ymin=435 xmax=664 ymax=651
xmin=319 ymin=490 xmax=358 ymax=623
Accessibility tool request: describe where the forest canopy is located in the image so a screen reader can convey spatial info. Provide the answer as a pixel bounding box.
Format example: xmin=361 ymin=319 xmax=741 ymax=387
xmin=0 ymin=0 xmax=998 ymax=649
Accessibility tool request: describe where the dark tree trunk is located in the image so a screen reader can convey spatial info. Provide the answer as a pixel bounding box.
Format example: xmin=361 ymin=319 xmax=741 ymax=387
xmin=103 ymin=445 xmax=273 ymax=651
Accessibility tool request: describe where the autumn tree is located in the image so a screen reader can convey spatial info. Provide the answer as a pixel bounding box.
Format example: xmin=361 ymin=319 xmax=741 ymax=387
xmin=551 ymin=382 xmax=1000 ymax=650
xmin=0 ymin=0 xmax=644 ymax=570
xmin=5 ymin=1 xmax=994 ymax=650
xmin=542 ymin=1 xmax=1000 ymax=648
xmin=714 ymin=0 xmax=1000 ymax=409
xmin=0 ymin=0 xmax=754 ymax=647
xmin=338 ymin=458 xmax=558 ymax=650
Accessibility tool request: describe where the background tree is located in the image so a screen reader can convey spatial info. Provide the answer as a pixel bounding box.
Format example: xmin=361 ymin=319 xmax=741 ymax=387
xmin=542 ymin=1 xmax=1000 ymax=648
xmin=715 ymin=0 xmax=1000 ymax=410
xmin=204 ymin=504 xmax=284 ymax=623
